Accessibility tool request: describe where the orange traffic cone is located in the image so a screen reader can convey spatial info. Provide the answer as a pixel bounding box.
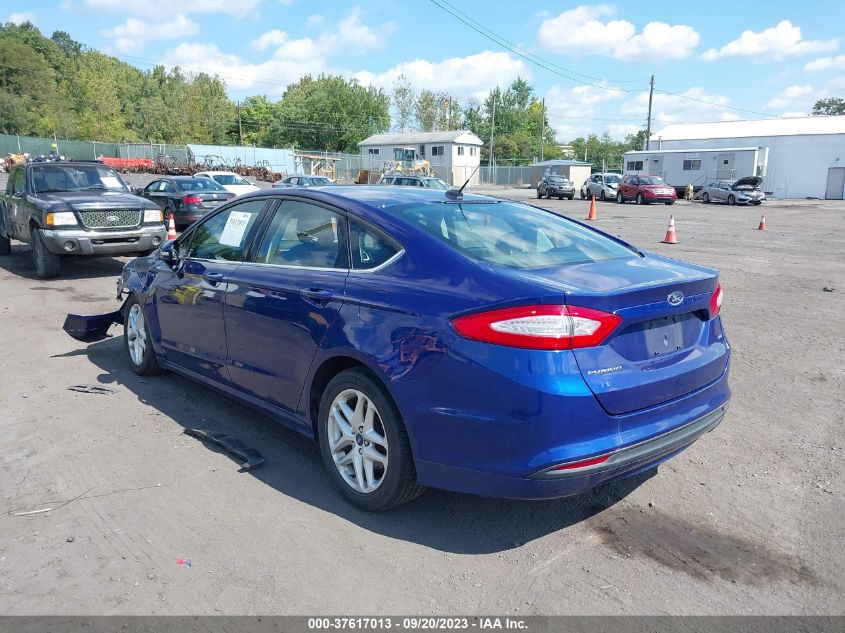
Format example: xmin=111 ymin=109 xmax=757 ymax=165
xmin=586 ymin=195 xmax=597 ymax=221
xmin=167 ymin=212 xmax=177 ymax=240
xmin=757 ymin=214 xmax=767 ymax=231
xmin=662 ymin=214 xmax=678 ymax=244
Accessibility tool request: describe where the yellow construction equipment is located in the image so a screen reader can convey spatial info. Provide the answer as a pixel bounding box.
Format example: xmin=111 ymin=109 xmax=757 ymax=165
xmin=383 ymin=147 xmax=435 ymax=177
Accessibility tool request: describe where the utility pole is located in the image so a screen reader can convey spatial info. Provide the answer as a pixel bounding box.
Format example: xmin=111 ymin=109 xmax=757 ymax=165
xmin=490 ymin=91 xmax=496 ymax=168
xmin=237 ymin=101 xmax=243 ymax=146
xmin=645 ymin=75 xmax=654 ymax=151
xmin=540 ymin=98 xmax=545 ymax=162
xmin=448 ymin=97 xmax=452 ymax=130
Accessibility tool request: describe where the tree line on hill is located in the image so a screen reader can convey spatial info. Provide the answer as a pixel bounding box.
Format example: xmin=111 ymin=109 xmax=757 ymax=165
xmin=2 ymin=21 xmax=692 ymax=166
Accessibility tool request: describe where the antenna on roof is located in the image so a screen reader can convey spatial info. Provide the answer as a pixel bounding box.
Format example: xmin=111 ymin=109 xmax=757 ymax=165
xmin=445 ymin=165 xmax=480 ymax=200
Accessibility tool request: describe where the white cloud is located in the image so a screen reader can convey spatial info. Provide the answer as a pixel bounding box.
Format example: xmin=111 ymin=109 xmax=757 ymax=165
xmin=354 ymin=51 xmax=528 ymax=101
xmin=251 ymin=29 xmax=288 ymax=51
xmin=105 ymin=14 xmax=198 ymax=54
xmin=85 ymin=0 xmax=261 ymax=16
xmin=620 ymin=87 xmax=738 ymax=127
xmin=544 ymin=83 xmax=636 ymax=140
xmin=279 ymin=0 xmax=297 ymax=5
xmin=161 ymin=42 xmax=325 ymax=92
xmin=702 ymin=21 xmax=839 ymax=61
xmin=160 ymin=8 xmax=394 ymax=94
xmin=805 ymin=54 xmax=845 ymax=72
xmin=767 ymin=84 xmax=814 ymax=109
xmin=538 ymin=5 xmax=699 ymax=61
xmin=306 ymin=14 xmax=323 ymax=28
xmin=8 ymin=12 xmax=36 ymax=24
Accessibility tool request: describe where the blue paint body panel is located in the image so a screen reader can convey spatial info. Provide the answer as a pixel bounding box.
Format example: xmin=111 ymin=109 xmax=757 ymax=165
xmin=97 ymin=186 xmax=731 ymax=500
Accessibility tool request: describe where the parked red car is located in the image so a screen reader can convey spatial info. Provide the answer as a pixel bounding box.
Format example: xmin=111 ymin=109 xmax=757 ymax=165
xmin=617 ymin=175 xmax=677 ymax=205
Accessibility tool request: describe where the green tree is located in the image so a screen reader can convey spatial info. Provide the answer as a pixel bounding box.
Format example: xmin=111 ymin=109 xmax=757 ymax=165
xmin=391 ymin=74 xmax=415 ymax=132
xmin=811 ymin=97 xmax=845 ymax=116
xmin=267 ymin=74 xmax=389 ymax=152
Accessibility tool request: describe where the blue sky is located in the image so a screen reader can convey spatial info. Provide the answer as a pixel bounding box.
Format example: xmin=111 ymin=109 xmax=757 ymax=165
xmin=9 ymin=0 xmax=845 ymax=140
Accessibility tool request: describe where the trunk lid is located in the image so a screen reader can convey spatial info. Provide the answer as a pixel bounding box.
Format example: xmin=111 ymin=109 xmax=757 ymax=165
xmin=510 ymin=253 xmax=729 ymax=414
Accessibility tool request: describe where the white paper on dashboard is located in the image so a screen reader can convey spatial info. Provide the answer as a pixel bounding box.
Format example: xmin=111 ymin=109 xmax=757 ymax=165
xmin=101 ymin=176 xmax=123 ymax=189
xmin=219 ymin=211 xmax=252 ymax=246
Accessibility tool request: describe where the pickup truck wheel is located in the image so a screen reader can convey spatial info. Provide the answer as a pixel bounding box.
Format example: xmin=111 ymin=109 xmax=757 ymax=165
xmin=318 ymin=368 xmax=425 ymax=511
xmin=0 ymin=234 xmax=10 ymax=256
xmin=31 ymin=229 xmax=61 ymax=278
xmin=124 ymin=296 xmax=162 ymax=376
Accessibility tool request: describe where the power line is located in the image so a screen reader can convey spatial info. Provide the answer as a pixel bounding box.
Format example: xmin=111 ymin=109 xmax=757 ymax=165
xmin=427 ymin=0 xmax=779 ymax=120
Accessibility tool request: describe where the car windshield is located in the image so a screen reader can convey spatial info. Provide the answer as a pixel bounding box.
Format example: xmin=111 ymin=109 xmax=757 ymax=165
xmin=31 ymin=164 xmax=128 ymax=193
xmin=179 ymin=178 xmax=227 ymax=192
xmin=422 ymin=179 xmax=449 ymax=190
xmin=212 ymin=174 xmax=250 ymax=186
xmin=310 ymin=177 xmax=334 ymax=186
xmin=548 ymin=176 xmax=569 ymax=184
xmin=387 ymin=200 xmax=636 ymax=270
xmin=604 ymin=174 xmax=621 ymax=184
xmin=639 ymin=176 xmax=666 ymax=185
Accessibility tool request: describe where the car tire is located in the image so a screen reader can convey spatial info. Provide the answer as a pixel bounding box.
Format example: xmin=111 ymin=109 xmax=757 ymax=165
xmin=616 ymin=192 xmax=624 ymax=204
xmin=728 ymin=195 xmax=736 ymax=206
xmin=558 ymin=196 xmax=564 ymax=200
xmin=636 ymin=193 xmax=646 ymax=205
xmin=567 ymin=195 xmax=574 ymax=200
xmin=580 ymin=190 xmax=586 ymax=200
xmin=31 ymin=228 xmax=61 ymax=279
xmin=702 ymin=192 xmax=710 ymax=203
xmin=318 ymin=368 xmax=424 ymax=511
xmin=600 ymin=190 xmax=606 ymax=201
xmin=0 ymin=233 xmax=10 ymax=256
xmin=124 ymin=295 xmax=162 ymax=376
xmin=536 ymin=189 xmax=542 ymax=199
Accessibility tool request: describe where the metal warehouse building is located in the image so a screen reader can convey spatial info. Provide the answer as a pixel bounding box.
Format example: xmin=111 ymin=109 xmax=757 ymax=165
xmin=645 ymin=116 xmax=845 ymax=199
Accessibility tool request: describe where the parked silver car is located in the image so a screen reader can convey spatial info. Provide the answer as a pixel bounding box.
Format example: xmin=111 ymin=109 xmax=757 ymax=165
xmin=583 ymin=172 xmax=622 ymax=201
xmin=700 ymin=176 xmax=765 ymax=205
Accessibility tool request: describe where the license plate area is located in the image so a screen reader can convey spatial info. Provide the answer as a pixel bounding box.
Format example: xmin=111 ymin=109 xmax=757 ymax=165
xmin=609 ymin=312 xmax=702 ymax=361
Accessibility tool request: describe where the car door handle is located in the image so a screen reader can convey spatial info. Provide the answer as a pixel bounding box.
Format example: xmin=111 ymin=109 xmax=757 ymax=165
xmin=299 ymin=288 xmax=334 ymax=302
xmin=203 ymin=272 xmax=224 ymax=286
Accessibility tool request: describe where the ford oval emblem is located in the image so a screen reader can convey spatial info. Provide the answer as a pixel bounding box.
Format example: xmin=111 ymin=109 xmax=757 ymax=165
xmin=667 ymin=290 xmax=684 ymax=306
xmin=107 ymin=215 xmax=120 ymax=223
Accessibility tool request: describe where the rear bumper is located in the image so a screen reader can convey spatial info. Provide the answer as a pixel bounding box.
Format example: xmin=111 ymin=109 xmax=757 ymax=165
xmin=42 ymin=225 xmax=166 ymax=255
xmin=416 ymin=404 xmax=728 ymax=500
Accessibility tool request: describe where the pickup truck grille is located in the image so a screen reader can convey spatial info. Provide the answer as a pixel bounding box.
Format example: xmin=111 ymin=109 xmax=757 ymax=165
xmin=78 ymin=209 xmax=142 ymax=229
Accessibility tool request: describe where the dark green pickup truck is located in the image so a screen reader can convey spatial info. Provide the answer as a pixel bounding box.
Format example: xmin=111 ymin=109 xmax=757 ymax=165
xmin=0 ymin=160 xmax=166 ymax=278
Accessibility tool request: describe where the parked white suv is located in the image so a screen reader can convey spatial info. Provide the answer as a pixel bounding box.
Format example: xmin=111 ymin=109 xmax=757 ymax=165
xmin=583 ymin=173 xmax=622 ymax=201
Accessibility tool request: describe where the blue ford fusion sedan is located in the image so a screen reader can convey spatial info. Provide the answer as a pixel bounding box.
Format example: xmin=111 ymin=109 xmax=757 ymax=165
xmin=100 ymin=186 xmax=730 ymax=510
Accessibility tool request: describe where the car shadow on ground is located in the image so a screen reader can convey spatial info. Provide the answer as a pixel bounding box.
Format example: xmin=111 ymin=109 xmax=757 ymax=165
xmin=0 ymin=243 xmax=127 ymax=281
xmin=55 ymin=335 xmax=655 ymax=555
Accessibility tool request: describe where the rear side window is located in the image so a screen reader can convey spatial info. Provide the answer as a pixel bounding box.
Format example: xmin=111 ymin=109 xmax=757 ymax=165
xmin=184 ymin=200 xmax=266 ymax=261
xmin=349 ymin=220 xmax=400 ymax=270
xmin=387 ymin=201 xmax=636 ymax=270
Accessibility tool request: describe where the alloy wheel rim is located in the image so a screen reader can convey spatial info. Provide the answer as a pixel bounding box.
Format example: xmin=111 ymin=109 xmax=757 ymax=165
xmin=327 ymin=388 xmax=389 ymax=494
xmin=126 ymin=304 xmax=146 ymax=366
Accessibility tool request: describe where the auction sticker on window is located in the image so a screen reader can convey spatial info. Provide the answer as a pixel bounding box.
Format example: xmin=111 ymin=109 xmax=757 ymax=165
xmin=220 ymin=211 xmax=253 ymax=246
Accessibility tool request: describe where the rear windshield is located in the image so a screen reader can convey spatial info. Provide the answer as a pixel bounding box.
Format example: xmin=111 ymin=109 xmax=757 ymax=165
xmin=179 ymin=178 xmax=227 ymax=192
xmin=639 ymin=176 xmax=666 ymax=185
xmin=31 ymin=164 xmax=128 ymax=194
xmin=422 ymin=178 xmax=449 ymax=190
xmin=387 ymin=201 xmax=636 ymax=269
xmin=310 ymin=177 xmax=334 ymax=186
xmin=212 ymin=174 xmax=250 ymax=186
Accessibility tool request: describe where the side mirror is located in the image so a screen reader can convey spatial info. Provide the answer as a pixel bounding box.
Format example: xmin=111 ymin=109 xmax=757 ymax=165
xmin=159 ymin=240 xmax=178 ymax=265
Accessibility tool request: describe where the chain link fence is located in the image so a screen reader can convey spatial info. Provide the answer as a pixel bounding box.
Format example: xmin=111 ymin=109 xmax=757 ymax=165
xmin=0 ymin=134 xmax=190 ymax=166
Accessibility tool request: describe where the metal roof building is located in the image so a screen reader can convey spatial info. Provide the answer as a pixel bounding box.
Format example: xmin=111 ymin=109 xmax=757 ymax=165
xmin=648 ymin=116 xmax=845 ymax=199
xmin=359 ymin=130 xmax=483 ymax=185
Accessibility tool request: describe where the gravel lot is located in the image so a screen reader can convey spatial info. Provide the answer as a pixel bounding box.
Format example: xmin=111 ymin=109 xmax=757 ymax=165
xmin=1 ymin=177 xmax=843 ymax=615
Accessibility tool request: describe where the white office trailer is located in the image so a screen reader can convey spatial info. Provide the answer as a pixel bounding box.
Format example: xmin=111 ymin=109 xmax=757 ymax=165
xmin=622 ymin=147 xmax=768 ymax=196
xmin=358 ymin=130 xmax=483 ymax=186
xmin=623 ymin=116 xmax=845 ymax=199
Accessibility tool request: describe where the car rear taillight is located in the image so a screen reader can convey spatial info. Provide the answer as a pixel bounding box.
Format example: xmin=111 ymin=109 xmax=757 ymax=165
xmin=226 ymin=194 xmax=236 ymax=200
xmin=182 ymin=195 xmax=202 ymax=205
xmin=452 ymin=304 xmax=622 ymax=350
xmin=710 ymin=282 xmax=723 ymax=318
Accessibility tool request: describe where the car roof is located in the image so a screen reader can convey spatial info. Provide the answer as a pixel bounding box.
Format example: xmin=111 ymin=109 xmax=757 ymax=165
xmin=195 ymin=170 xmax=237 ymax=176
xmin=237 ymin=185 xmax=491 ymax=208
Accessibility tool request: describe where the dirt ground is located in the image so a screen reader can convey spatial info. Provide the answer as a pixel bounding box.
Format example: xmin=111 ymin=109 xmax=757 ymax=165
xmin=1 ymin=179 xmax=843 ymax=615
